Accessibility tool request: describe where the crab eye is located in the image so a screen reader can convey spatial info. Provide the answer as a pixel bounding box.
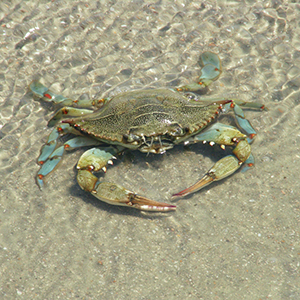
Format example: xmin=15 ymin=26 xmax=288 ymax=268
xmin=123 ymin=133 xmax=140 ymax=143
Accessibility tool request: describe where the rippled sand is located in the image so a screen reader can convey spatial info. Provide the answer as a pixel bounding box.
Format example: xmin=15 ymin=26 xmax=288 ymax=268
xmin=0 ymin=1 xmax=299 ymax=299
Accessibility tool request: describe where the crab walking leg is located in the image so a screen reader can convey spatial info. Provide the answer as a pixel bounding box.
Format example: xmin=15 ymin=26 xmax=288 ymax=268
xmin=37 ymin=136 xmax=102 ymax=188
xmin=38 ymin=102 xmax=103 ymax=162
xmin=29 ymin=81 xmax=107 ymax=108
xmin=177 ymin=51 xmax=222 ymax=92
xmin=222 ymin=100 xmax=266 ymax=143
xmin=186 ymin=97 xmax=264 ymax=143
xmin=76 ymin=148 xmax=176 ymax=212
xmin=38 ymin=123 xmax=74 ymax=165
xmin=48 ymin=107 xmax=94 ymax=126
xmin=194 ymin=97 xmax=266 ymax=111
xmin=172 ymin=123 xmax=252 ymax=198
xmin=38 ymin=123 xmax=92 ymax=164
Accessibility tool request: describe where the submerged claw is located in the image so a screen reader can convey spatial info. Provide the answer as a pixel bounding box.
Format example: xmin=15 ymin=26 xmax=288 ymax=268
xmin=171 ymin=175 xmax=213 ymax=199
xmin=172 ymin=155 xmax=241 ymax=199
xmin=77 ymin=162 xmax=176 ymax=212
xmin=92 ymin=180 xmax=176 ymax=212
xmin=75 ymin=147 xmax=176 ymax=212
xmin=128 ymin=194 xmax=176 ymax=212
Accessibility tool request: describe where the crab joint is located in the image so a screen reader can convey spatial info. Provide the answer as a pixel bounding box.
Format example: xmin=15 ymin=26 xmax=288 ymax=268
xmin=44 ymin=93 xmax=52 ymax=99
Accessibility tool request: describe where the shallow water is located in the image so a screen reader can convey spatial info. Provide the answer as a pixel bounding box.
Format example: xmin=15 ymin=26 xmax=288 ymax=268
xmin=0 ymin=1 xmax=299 ymax=299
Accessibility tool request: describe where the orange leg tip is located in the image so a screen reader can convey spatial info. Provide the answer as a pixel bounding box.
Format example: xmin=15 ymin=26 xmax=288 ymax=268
xmin=171 ymin=187 xmax=189 ymax=198
xmin=249 ymin=133 xmax=256 ymax=139
xmin=38 ymin=174 xmax=44 ymax=179
xmin=44 ymin=93 xmax=52 ymax=99
xmin=247 ymin=163 xmax=254 ymax=167
xmin=64 ymin=144 xmax=70 ymax=149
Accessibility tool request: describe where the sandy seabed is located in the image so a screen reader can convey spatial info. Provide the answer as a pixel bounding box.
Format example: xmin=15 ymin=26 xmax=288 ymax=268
xmin=0 ymin=1 xmax=299 ymax=299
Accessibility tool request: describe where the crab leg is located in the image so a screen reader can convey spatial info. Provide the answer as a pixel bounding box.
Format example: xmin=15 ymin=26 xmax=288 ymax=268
xmin=47 ymin=107 xmax=94 ymax=126
xmin=76 ymin=148 xmax=176 ymax=212
xmin=37 ymin=121 xmax=101 ymax=165
xmin=38 ymin=123 xmax=75 ymax=164
xmin=37 ymin=135 xmax=102 ymax=188
xmin=175 ymin=49 xmax=265 ymax=141
xmin=177 ymin=51 xmax=222 ymax=92
xmin=187 ymin=96 xmax=265 ymax=143
xmin=172 ymin=123 xmax=252 ymax=198
xmin=29 ymin=81 xmax=107 ymax=108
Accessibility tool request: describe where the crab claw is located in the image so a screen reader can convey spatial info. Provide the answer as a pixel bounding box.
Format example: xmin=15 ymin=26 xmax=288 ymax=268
xmin=171 ymin=175 xmax=213 ymax=199
xmin=172 ymin=155 xmax=240 ymax=199
xmin=76 ymin=147 xmax=176 ymax=212
xmin=93 ymin=181 xmax=176 ymax=212
xmin=77 ymin=170 xmax=176 ymax=212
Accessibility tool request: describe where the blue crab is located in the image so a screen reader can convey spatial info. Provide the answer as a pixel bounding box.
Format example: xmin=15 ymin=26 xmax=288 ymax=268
xmin=30 ymin=52 xmax=265 ymax=212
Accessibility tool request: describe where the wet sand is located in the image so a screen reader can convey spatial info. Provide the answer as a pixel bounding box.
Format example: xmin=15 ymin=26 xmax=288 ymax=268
xmin=0 ymin=1 xmax=299 ymax=299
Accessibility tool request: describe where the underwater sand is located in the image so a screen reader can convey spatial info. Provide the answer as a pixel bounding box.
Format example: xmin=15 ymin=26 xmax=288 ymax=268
xmin=0 ymin=1 xmax=299 ymax=299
